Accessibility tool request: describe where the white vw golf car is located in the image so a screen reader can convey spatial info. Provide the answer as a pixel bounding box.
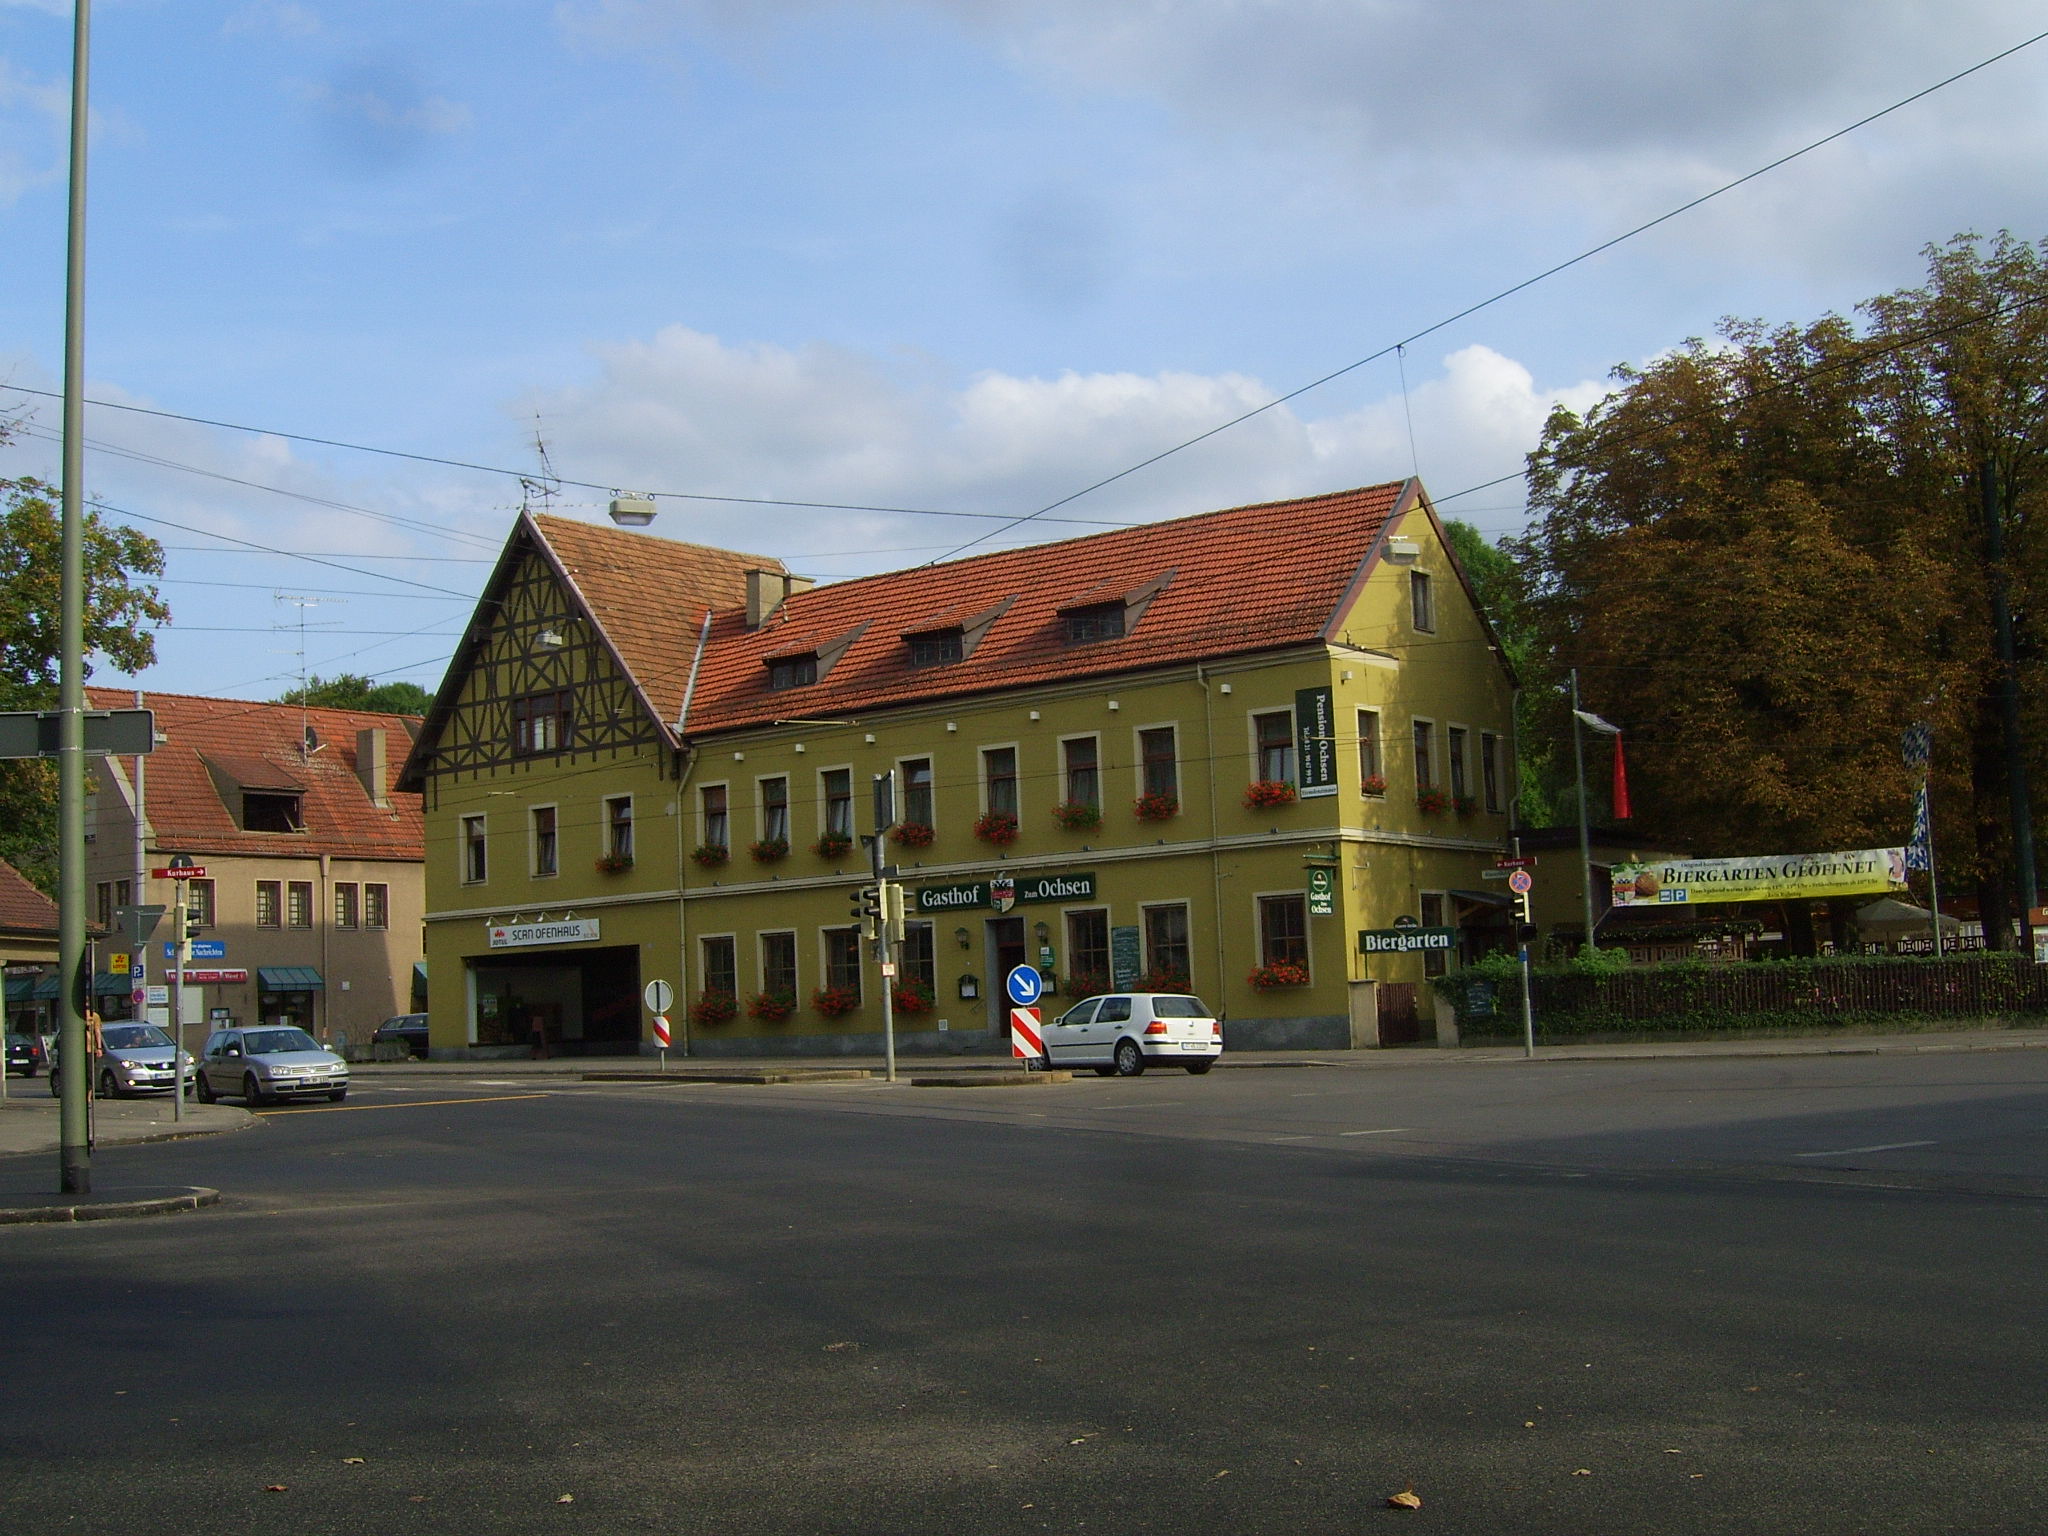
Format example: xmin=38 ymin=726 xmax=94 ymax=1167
xmin=1041 ymin=992 xmax=1223 ymax=1076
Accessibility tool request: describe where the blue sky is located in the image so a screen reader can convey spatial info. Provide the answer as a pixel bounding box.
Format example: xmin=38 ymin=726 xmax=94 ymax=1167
xmin=3 ymin=0 xmax=2046 ymax=701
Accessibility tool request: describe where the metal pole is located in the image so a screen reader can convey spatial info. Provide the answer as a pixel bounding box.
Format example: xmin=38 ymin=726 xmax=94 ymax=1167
xmin=1570 ymin=668 xmax=1595 ymax=956
xmin=1924 ymin=771 xmax=1945 ymax=960
xmin=56 ymin=0 xmax=93 ymax=1195
xmin=169 ymin=886 xmax=185 ymax=1120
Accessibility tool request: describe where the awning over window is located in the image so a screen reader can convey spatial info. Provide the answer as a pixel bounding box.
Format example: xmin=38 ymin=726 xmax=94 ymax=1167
xmin=257 ymin=966 xmax=325 ymax=991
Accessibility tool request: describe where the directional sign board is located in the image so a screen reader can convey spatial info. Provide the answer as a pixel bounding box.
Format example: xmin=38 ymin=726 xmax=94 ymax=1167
xmin=165 ymin=939 xmax=225 ymax=960
xmin=643 ymin=979 xmax=675 ymax=1015
xmin=111 ymin=904 xmax=166 ymax=944
xmin=1005 ymin=964 xmax=1043 ymax=1007
xmin=151 ymin=866 xmax=207 ymax=881
xmin=0 ymin=708 xmax=155 ymax=760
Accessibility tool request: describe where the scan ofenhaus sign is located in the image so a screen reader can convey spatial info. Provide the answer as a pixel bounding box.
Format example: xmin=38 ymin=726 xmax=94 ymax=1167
xmin=487 ymin=918 xmax=602 ymax=949
xmin=915 ymin=872 xmax=1096 ymax=914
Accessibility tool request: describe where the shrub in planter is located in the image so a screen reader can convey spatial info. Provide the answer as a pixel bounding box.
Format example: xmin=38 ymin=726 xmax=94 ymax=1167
xmin=688 ymin=990 xmax=737 ymax=1027
xmin=1051 ymin=800 xmax=1101 ymax=832
xmin=746 ymin=991 xmax=796 ymax=1023
xmin=1415 ymin=788 xmax=1451 ymax=816
xmin=811 ymin=984 xmax=860 ymax=1018
xmin=749 ymin=837 xmax=790 ymax=863
xmin=1243 ymin=779 xmax=1298 ymax=810
xmin=594 ymin=852 xmax=634 ymax=874
xmin=1247 ymin=961 xmax=1311 ymax=989
xmin=1453 ymin=794 xmax=1479 ymax=818
xmin=691 ymin=843 xmax=730 ymax=868
xmin=1133 ymin=789 xmax=1179 ymax=822
xmin=811 ymin=832 xmax=854 ymax=860
xmin=892 ymin=978 xmax=936 ymax=1014
xmin=1360 ymin=774 xmax=1387 ymax=798
xmin=973 ymin=810 xmax=1020 ymax=846
xmin=891 ymin=821 xmax=936 ymax=848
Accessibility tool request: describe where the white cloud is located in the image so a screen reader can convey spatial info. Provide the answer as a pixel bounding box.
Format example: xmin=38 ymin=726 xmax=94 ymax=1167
xmin=522 ymin=326 xmax=1606 ymax=572
xmin=0 ymin=59 xmax=67 ymax=206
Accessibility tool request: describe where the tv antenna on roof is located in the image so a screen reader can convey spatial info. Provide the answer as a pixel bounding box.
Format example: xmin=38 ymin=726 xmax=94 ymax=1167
xmin=519 ymin=416 xmax=562 ymax=516
xmin=275 ymin=593 xmax=344 ymax=759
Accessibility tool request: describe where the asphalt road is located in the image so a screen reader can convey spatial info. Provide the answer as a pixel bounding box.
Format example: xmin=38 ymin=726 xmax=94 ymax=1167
xmin=4 ymin=1052 xmax=2045 ymax=1534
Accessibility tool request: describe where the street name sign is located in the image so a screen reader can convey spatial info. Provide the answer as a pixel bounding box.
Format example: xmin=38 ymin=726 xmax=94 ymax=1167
xmin=0 ymin=708 xmax=155 ymax=760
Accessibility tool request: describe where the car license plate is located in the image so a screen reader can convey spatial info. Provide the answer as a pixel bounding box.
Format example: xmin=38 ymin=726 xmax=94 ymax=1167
xmin=1181 ymin=1042 xmax=1208 ymax=1051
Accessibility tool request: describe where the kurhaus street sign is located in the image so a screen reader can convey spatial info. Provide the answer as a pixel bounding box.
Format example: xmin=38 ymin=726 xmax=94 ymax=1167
xmin=914 ymin=872 xmax=1096 ymax=914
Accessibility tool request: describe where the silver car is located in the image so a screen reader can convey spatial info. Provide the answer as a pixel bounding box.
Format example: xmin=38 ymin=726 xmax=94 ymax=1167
xmin=1041 ymin=992 xmax=1224 ymax=1076
xmin=48 ymin=1022 xmax=194 ymax=1099
xmin=196 ymin=1026 xmax=349 ymax=1105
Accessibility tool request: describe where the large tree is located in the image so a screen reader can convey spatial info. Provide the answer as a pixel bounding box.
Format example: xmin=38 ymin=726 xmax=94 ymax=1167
xmin=1512 ymin=234 xmax=2048 ymax=946
xmin=276 ymin=672 xmax=432 ymax=717
xmin=0 ymin=472 xmax=171 ymax=892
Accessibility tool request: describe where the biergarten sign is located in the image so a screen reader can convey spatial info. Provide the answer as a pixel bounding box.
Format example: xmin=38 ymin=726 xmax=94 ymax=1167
xmin=1358 ymin=926 xmax=1457 ymax=955
xmin=1610 ymin=849 xmax=1908 ymax=908
xmin=914 ymin=872 xmax=1096 ymax=913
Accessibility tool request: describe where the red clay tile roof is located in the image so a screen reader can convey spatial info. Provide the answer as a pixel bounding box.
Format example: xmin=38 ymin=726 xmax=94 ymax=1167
xmin=87 ymin=689 xmax=424 ymax=861
xmin=0 ymin=856 xmax=58 ymax=936
xmin=677 ymin=481 xmax=1418 ymax=735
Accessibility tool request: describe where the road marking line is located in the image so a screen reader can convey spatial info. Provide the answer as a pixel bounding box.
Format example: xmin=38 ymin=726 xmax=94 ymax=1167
xmin=1269 ymin=1134 xmax=1314 ymax=1141
xmin=1792 ymin=1140 xmax=1936 ymax=1158
xmin=1073 ymin=1101 xmax=1186 ymax=1110
xmin=253 ymin=1093 xmax=550 ymax=1116
xmin=1340 ymin=1128 xmax=1412 ymax=1137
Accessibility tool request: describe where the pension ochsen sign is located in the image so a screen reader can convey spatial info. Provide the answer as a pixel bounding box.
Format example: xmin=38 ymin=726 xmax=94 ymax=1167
xmin=915 ymin=872 xmax=1096 ymax=913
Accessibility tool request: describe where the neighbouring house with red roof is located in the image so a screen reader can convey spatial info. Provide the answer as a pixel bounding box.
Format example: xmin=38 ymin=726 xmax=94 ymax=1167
xmin=399 ymin=482 xmax=1518 ymax=1058
xmin=83 ymin=690 xmax=425 ymax=1051
xmin=0 ymin=857 xmax=64 ymax=1043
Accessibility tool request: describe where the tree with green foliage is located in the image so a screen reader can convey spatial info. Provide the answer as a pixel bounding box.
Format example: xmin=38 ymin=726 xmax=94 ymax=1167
xmin=1441 ymin=518 xmax=1559 ymax=826
xmin=1513 ymin=232 xmax=2048 ymax=947
xmin=0 ymin=473 xmax=171 ymax=893
xmin=275 ymin=672 xmax=432 ymax=716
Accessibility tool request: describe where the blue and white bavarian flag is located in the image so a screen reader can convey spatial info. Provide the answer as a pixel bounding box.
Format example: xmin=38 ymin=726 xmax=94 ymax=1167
xmin=1905 ymin=783 xmax=1933 ymax=872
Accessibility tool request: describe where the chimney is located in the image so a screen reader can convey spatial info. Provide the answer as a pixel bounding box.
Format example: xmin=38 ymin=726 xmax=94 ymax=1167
xmin=356 ymin=728 xmax=389 ymax=808
xmin=745 ymin=570 xmax=813 ymax=629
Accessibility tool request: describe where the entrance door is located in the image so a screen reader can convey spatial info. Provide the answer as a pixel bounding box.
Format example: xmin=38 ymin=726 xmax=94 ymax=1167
xmin=1376 ymin=983 xmax=1423 ymax=1046
xmin=985 ymin=917 xmax=1026 ymax=1036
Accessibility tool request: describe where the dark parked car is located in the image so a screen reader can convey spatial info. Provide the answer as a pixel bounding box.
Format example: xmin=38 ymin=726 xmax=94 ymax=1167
xmin=371 ymin=1013 xmax=429 ymax=1058
xmin=6 ymin=1031 xmax=44 ymax=1077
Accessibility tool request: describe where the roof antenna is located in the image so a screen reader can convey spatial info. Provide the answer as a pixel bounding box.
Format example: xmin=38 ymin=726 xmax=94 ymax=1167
xmin=519 ymin=416 xmax=561 ymax=516
xmin=275 ymin=593 xmax=343 ymax=759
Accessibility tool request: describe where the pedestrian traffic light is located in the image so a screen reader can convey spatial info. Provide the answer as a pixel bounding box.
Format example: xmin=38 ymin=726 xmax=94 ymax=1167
xmin=851 ymin=884 xmax=882 ymax=941
xmin=881 ymin=884 xmax=907 ymax=945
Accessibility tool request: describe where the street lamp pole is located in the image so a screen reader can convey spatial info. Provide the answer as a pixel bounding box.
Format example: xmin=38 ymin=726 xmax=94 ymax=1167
xmin=1570 ymin=668 xmax=1595 ymax=955
xmin=56 ymin=0 xmax=94 ymax=1195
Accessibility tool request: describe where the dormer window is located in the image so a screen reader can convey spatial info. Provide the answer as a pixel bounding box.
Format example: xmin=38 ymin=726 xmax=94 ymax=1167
xmin=907 ymin=631 xmax=963 ymax=667
xmin=243 ymin=792 xmax=304 ymax=833
xmin=768 ymin=655 xmax=818 ymax=690
xmin=1062 ymin=603 xmax=1125 ymax=644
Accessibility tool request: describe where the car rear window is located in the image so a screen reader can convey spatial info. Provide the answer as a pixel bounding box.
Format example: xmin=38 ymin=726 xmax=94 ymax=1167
xmin=1151 ymin=996 xmax=1211 ymax=1018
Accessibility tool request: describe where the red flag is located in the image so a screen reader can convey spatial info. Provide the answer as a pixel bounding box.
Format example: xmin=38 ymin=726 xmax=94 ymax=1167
xmin=1611 ymin=733 xmax=1632 ymax=820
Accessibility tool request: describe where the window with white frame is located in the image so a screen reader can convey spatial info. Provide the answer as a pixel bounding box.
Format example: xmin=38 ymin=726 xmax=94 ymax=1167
xmin=1410 ymin=569 xmax=1435 ymax=633
xmin=1412 ymin=719 xmax=1436 ymax=790
xmin=760 ymin=931 xmax=797 ymax=1003
xmin=1481 ymin=732 xmax=1503 ymax=813
xmin=531 ymin=805 xmax=558 ymax=877
xmin=701 ymin=784 xmax=729 ymax=850
xmin=761 ymin=776 xmax=790 ymax=845
xmin=1254 ymin=710 xmax=1294 ymax=784
xmin=1062 ymin=737 xmax=1099 ymax=809
xmin=1358 ymin=709 xmax=1382 ymax=789
xmin=1448 ymin=727 xmax=1469 ymax=800
xmin=1258 ymin=894 xmax=1309 ymax=969
xmin=604 ymin=796 xmax=634 ymax=862
xmin=1139 ymin=727 xmax=1177 ymax=799
xmin=983 ymin=746 xmax=1018 ymax=817
xmin=823 ymin=769 xmax=852 ymax=839
xmin=462 ymin=814 xmax=487 ymax=883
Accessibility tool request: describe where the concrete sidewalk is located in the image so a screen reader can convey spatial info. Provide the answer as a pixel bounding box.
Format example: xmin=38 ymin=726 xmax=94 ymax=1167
xmin=0 ymin=1093 xmax=253 ymax=1160
xmin=342 ymin=1024 xmax=2048 ymax=1078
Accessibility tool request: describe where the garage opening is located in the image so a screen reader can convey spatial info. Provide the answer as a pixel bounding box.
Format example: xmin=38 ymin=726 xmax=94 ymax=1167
xmin=468 ymin=945 xmax=641 ymax=1057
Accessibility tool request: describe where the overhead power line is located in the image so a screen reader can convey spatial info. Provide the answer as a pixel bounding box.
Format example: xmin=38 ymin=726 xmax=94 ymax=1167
xmin=927 ymin=24 xmax=2048 ymax=564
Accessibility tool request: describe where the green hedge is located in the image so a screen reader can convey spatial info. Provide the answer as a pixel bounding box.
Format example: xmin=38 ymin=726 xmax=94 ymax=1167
xmin=1432 ymin=953 xmax=2048 ymax=1039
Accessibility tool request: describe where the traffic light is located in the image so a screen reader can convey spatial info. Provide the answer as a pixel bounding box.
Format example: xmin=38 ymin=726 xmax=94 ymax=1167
xmin=881 ymin=884 xmax=907 ymax=945
xmin=181 ymin=905 xmax=206 ymax=942
xmin=851 ymin=884 xmax=882 ymax=942
xmin=1513 ymin=888 xmax=1538 ymax=945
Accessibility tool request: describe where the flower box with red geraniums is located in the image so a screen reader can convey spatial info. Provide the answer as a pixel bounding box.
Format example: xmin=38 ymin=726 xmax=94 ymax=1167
xmin=1133 ymin=789 xmax=1179 ymax=822
xmin=1138 ymin=967 xmax=1191 ymax=995
xmin=691 ymin=843 xmax=730 ymax=868
xmin=891 ymin=821 xmax=936 ymax=849
xmin=1247 ymin=961 xmax=1311 ymax=990
xmin=972 ymin=810 xmax=1019 ymax=846
xmin=1453 ymin=794 xmax=1479 ymax=818
xmin=811 ymin=984 xmax=860 ymax=1018
xmin=688 ymin=991 xmax=737 ymax=1027
xmin=1051 ymin=800 xmax=1101 ymax=832
xmin=595 ymin=852 xmax=634 ymax=874
xmin=1243 ymin=780 xmax=1298 ymax=810
xmin=1360 ymin=774 xmax=1387 ymax=798
xmin=1060 ymin=972 xmax=1111 ymax=1002
xmin=746 ymin=991 xmax=796 ymax=1023
xmin=749 ymin=837 xmax=790 ymax=863
xmin=1415 ymin=788 xmax=1451 ymax=816
xmin=891 ymin=979 xmax=936 ymax=1014
xmin=811 ymin=832 xmax=854 ymax=861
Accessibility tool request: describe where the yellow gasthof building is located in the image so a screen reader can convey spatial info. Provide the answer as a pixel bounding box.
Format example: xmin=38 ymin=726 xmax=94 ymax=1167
xmin=399 ymin=480 xmax=1518 ymax=1057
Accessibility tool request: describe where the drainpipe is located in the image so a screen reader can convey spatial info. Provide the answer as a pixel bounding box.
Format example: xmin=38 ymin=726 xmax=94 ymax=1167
xmin=671 ymin=609 xmax=714 ymax=1056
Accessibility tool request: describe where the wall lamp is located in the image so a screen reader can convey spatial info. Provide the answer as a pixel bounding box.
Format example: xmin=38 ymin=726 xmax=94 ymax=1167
xmin=954 ymin=926 xmax=971 ymax=950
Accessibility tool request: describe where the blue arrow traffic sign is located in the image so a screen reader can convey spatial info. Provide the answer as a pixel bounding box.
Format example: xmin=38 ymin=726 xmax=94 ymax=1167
xmin=1005 ymin=964 xmax=1043 ymax=1007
